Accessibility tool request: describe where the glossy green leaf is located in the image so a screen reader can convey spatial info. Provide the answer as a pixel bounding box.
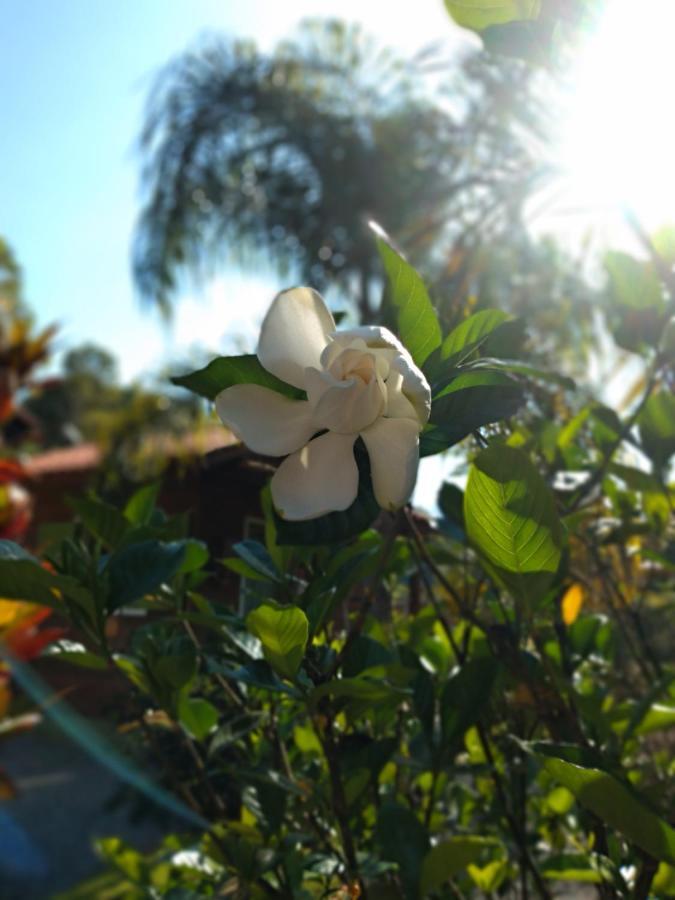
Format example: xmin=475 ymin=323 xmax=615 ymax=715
xmin=106 ymin=540 xmax=187 ymax=609
xmin=375 ymin=233 xmax=441 ymax=367
xmin=421 ymin=837 xmax=501 ymax=894
xmin=178 ymin=696 xmax=219 ymax=741
xmin=440 ymin=309 xmax=512 ymax=365
xmin=171 ymin=353 xmax=303 ymax=401
xmin=464 ymin=444 xmax=563 ymax=601
xmin=233 ymin=540 xmax=280 ymax=582
xmin=421 ymin=372 xmax=524 ymax=457
xmin=445 ymin=0 xmax=540 ymax=30
xmin=538 ymin=754 xmax=675 ymax=865
xmin=245 ymin=602 xmax=308 ymax=680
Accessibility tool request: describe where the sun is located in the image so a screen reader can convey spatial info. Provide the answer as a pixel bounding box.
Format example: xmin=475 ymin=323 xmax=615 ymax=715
xmin=555 ymin=0 xmax=675 ymax=236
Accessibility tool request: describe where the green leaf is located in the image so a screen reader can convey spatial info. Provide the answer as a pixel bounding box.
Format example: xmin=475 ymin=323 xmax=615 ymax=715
xmin=468 ymin=358 xmax=576 ymax=391
xmin=46 ymin=641 xmax=108 ymax=671
xmin=538 ymin=754 xmax=675 ymax=865
xmin=540 ymin=853 xmax=605 ymax=884
xmin=124 ymin=482 xmax=160 ymax=526
xmin=311 ymin=677 xmax=407 ymax=705
xmin=178 ymin=539 xmax=209 ymax=573
xmin=376 ymin=802 xmax=430 ymax=899
xmin=421 ymin=372 xmax=524 ymax=457
xmin=274 ymin=439 xmax=380 ymax=545
xmin=0 ymin=560 xmax=84 ymax=608
xmin=375 ymin=232 xmax=441 ymax=367
xmin=171 ymin=354 xmax=302 ymax=401
xmin=444 ymin=0 xmax=540 ymax=31
xmin=441 ymin=658 xmax=499 ymax=752
xmin=154 ymin=650 xmax=197 ymax=689
xmin=464 ymin=445 xmax=563 ymax=601
xmin=421 ymin=837 xmax=502 ymax=894
xmin=440 ymin=310 xmax=512 ymax=365
xmin=70 ymin=496 xmax=129 ymax=548
xmin=638 ymin=390 xmax=675 ymax=469
xmin=106 ymin=540 xmax=187 ymax=609
xmin=177 ymin=696 xmax=219 ymax=741
xmin=245 ymin=602 xmax=308 ymax=680
xmin=233 ymin=540 xmax=280 ymax=582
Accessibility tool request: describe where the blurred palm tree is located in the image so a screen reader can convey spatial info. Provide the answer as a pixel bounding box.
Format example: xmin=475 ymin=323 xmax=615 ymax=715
xmin=134 ymin=19 xmax=548 ymax=321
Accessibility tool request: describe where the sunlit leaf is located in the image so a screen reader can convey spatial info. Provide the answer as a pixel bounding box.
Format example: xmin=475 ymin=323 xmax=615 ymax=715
xmin=440 ymin=309 xmax=512 ymax=365
xmin=375 ymin=230 xmax=442 ymax=367
xmin=444 ymin=0 xmax=540 ymax=31
xmin=464 ymin=445 xmax=564 ymax=601
xmin=246 ymin=602 xmax=308 ymax=680
xmin=421 ymin=837 xmax=502 ymax=893
xmin=178 ymin=696 xmax=219 ymax=741
xmin=537 ymin=752 xmax=675 ymax=865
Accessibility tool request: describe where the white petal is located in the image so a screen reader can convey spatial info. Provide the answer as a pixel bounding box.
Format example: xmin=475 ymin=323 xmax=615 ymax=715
xmin=215 ymin=385 xmax=315 ymax=456
xmin=330 ymin=326 xmax=431 ymax=425
xmin=304 ymin=366 xmax=337 ymax=407
xmin=385 ymin=369 xmax=419 ymax=421
xmin=258 ymin=287 xmax=335 ymax=389
xmin=271 ymin=432 xmax=358 ymax=520
xmin=313 ymin=375 xmax=384 ymax=434
xmin=361 ymin=417 xmax=420 ymax=511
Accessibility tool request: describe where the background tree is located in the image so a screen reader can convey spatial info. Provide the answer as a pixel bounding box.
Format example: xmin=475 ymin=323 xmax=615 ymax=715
xmin=134 ymin=19 xmax=551 ymax=322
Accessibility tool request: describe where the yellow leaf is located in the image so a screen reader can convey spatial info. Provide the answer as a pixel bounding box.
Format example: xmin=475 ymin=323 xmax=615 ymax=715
xmin=562 ymin=583 xmax=584 ymax=625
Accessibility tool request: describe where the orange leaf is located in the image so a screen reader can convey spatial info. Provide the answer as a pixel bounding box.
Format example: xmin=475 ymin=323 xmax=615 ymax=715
xmin=562 ymin=583 xmax=585 ymax=625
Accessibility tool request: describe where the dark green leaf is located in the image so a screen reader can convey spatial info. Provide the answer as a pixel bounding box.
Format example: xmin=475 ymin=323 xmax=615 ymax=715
xmin=106 ymin=540 xmax=187 ymax=609
xmin=421 ymin=372 xmax=524 ymax=457
xmin=0 ymin=560 xmax=83 ymax=608
xmin=233 ymin=540 xmax=280 ymax=582
xmin=441 ymin=658 xmax=499 ymax=753
xmin=70 ymin=496 xmax=129 ymax=548
xmin=245 ymin=602 xmax=308 ymax=680
xmin=171 ymin=354 xmax=302 ymax=401
xmin=376 ymin=802 xmax=429 ymax=899
xmin=440 ymin=310 xmax=512 ymax=365
xmin=464 ymin=445 xmax=564 ymax=601
xmin=375 ymin=231 xmax=441 ymax=367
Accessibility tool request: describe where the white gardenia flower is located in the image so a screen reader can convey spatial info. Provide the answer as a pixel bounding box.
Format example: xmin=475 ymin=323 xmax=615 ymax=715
xmin=215 ymin=287 xmax=431 ymax=521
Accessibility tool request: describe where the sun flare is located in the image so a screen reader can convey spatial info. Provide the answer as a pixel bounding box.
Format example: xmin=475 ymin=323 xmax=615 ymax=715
xmin=557 ymin=0 xmax=675 ymax=234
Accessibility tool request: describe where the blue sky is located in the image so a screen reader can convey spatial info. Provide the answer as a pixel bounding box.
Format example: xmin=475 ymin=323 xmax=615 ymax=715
xmin=2 ymin=0 xmax=466 ymax=382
